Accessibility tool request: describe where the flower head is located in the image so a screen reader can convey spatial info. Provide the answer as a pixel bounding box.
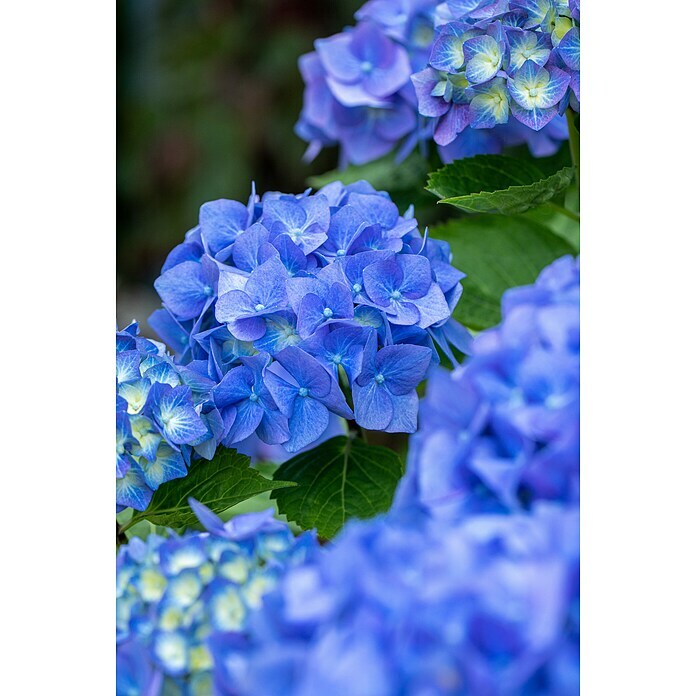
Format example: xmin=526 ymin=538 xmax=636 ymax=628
xmin=396 ymin=256 xmax=579 ymax=520
xmin=117 ymin=502 xmax=317 ymax=693
xmin=115 ymin=323 xmax=215 ymax=512
xmin=149 ymin=183 xmax=470 ymax=454
xmin=217 ymin=504 xmax=579 ymax=695
xmin=296 ymin=0 xmax=579 ymax=164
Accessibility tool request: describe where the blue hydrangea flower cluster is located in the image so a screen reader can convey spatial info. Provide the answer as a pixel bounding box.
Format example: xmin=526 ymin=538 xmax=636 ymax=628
xmin=117 ymin=323 xmax=220 ymax=512
xmin=149 ymin=182 xmax=471 ymax=454
xmin=116 ymin=501 xmax=317 ymax=695
xmin=212 ymin=504 xmax=579 ymax=696
xmin=297 ymin=0 xmax=578 ymax=166
xmin=395 ymin=255 xmax=579 ymax=520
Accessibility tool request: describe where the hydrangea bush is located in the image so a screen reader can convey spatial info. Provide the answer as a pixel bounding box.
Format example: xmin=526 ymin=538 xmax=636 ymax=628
xmin=116 ymin=4 xmax=580 ymax=693
xmin=297 ymin=0 xmax=579 ymax=165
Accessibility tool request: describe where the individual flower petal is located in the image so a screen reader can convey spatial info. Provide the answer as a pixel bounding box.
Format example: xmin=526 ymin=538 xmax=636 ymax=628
xmin=353 ymin=379 xmax=394 ymax=431
xmin=285 ymin=395 xmax=331 ymax=453
xmin=463 ymin=35 xmax=504 ymax=84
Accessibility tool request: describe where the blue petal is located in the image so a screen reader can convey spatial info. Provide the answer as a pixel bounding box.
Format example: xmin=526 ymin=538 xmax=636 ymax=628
xmin=148 ymin=308 xmax=191 ymax=359
xmin=223 ymin=398 xmax=265 ymax=445
xmin=128 ymin=415 xmax=162 ymax=462
xmin=272 ymin=235 xmax=308 ymax=277
xmin=275 ymin=347 xmax=333 ymax=397
xmin=376 ymin=343 xmax=432 ymax=395
xmin=213 ymin=365 xmax=253 ymax=409
xmin=116 ymin=465 xmax=153 ymax=511
xmin=188 ymin=498 xmax=227 ymax=536
xmin=118 ymin=378 xmax=152 ymax=415
xmin=143 ymin=361 xmax=181 ymax=388
xmin=231 ymin=223 xmax=277 ymax=272
xmin=285 ymin=396 xmax=330 ymax=452
xmin=429 ymin=22 xmax=469 ymax=73
xmin=199 ymin=199 xmax=250 ymax=256
xmin=140 ymin=443 xmax=188 ymax=489
xmin=463 ymin=35 xmax=503 ymax=84
xmin=243 ymin=257 xmax=289 ymax=311
xmin=383 ymin=391 xmax=419 ymax=433
xmin=154 ymin=260 xmax=214 ymax=321
xmin=264 ymin=371 xmax=299 ymax=418
xmin=297 ymin=293 xmax=330 ymax=339
xmin=557 ymin=27 xmax=580 ymax=71
xmin=161 ymin=238 xmax=204 ymax=273
xmin=510 ymin=99 xmax=558 ymax=130
xmin=256 ymin=408 xmax=290 ymax=445
xmin=116 ymin=350 xmax=142 ymax=384
xmin=316 ymin=375 xmax=354 ymax=420
xmin=147 ymin=384 xmax=208 ymax=445
xmin=413 ymin=283 xmax=452 ymax=328
xmin=353 ymin=380 xmax=393 ymax=431
xmin=253 ymin=312 xmax=302 ymax=355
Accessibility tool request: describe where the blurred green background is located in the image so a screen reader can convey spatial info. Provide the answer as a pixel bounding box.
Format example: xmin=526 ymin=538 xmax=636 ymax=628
xmin=117 ymin=0 xmax=359 ymax=331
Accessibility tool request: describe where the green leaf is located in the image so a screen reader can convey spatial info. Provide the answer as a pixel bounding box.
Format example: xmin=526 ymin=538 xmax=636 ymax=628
xmin=307 ymin=152 xmax=430 ymax=192
xmin=433 ymin=215 xmax=576 ymax=331
xmin=124 ymin=449 xmax=296 ymax=531
xmin=271 ymin=436 xmax=404 ymax=539
xmin=426 ymin=154 xmax=574 ymax=215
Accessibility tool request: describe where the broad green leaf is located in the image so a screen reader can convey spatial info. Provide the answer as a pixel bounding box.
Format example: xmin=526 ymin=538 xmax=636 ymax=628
xmin=271 ymin=436 xmax=404 ymax=539
xmin=124 ymin=449 xmax=296 ymax=531
xmin=307 ymin=152 xmax=430 ymax=192
xmin=522 ymin=183 xmax=580 ymax=250
xmin=433 ymin=216 xmax=576 ymax=330
xmin=426 ymin=154 xmax=574 ymax=215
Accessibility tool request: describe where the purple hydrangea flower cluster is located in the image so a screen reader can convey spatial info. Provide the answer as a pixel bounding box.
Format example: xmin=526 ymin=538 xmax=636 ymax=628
xmin=212 ymin=504 xmax=579 ymax=696
xmin=149 ymin=182 xmax=471 ymax=454
xmin=395 ymin=255 xmax=579 ymax=520
xmin=297 ymin=0 xmax=578 ymax=166
xmin=116 ymin=323 xmax=219 ymax=512
xmin=116 ymin=502 xmax=318 ymax=695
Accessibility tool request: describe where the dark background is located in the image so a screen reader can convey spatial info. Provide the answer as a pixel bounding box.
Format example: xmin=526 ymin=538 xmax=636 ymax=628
xmin=117 ymin=0 xmax=359 ymax=330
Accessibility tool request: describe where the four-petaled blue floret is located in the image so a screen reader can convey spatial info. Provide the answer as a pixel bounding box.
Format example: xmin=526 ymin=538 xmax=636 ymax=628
xmin=116 ymin=501 xmax=318 ymax=695
xmin=116 ymin=322 xmax=218 ymax=512
xmin=149 ymin=181 xmax=471 ymax=454
xmin=297 ymin=0 xmax=579 ymax=166
xmin=395 ymin=255 xmax=580 ymax=520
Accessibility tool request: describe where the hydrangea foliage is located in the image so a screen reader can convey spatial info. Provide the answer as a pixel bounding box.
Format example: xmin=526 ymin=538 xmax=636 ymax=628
xmin=213 ymin=504 xmax=579 ymax=695
xmin=116 ymin=323 xmax=217 ymax=512
xmin=116 ymin=501 xmax=317 ymax=695
xmin=149 ymin=182 xmax=470 ymax=454
xmin=297 ymin=0 xmax=579 ymax=165
xmin=396 ymin=255 xmax=579 ymax=519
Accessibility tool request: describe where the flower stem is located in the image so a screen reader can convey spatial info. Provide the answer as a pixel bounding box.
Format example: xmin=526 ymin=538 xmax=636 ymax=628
xmin=546 ymin=201 xmax=580 ymax=222
xmin=566 ymin=110 xmax=580 ymax=190
xmin=117 ymin=521 xmax=129 ymax=547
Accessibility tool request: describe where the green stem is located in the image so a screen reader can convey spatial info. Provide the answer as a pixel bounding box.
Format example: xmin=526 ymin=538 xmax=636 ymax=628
xmin=546 ymin=201 xmax=580 ymax=222
xmin=566 ymin=110 xmax=580 ymax=189
xmin=338 ymin=368 xmax=368 ymax=443
xmin=116 ymin=521 xmax=129 ymax=547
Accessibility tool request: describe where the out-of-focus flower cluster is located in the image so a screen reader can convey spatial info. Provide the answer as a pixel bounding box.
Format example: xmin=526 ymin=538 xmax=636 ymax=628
xmin=149 ymin=182 xmax=470 ymax=455
xmin=396 ymin=255 xmax=579 ymax=520
xmin=116 ymin=323 xmax=216 ymax=512
xmin=297 ymin=0 xmax=579 ymax=166
xmin=213 ymin=504 xmax=579 ymax=696
xmin=116 ymin=502 xmax=317 ymax=696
